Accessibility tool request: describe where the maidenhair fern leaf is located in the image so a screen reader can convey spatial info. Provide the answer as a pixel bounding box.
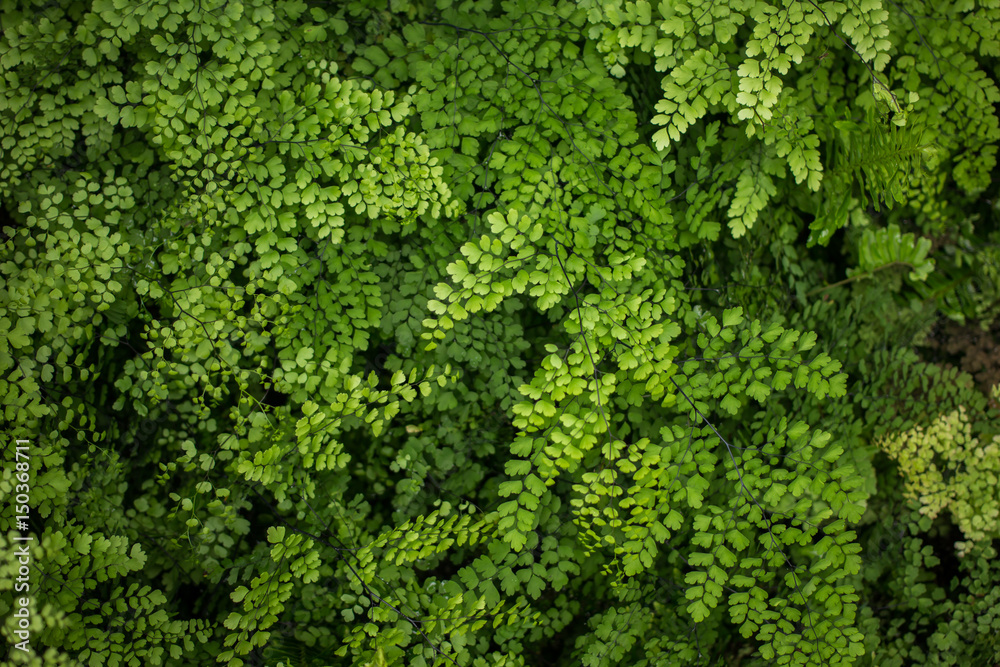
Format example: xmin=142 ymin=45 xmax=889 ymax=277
xmin=852 ymin=223 xmax=935 ymax=282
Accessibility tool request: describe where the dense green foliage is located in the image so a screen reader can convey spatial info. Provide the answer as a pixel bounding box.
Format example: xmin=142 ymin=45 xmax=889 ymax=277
xmin=1 ymin=0 xmax=999 ymax=665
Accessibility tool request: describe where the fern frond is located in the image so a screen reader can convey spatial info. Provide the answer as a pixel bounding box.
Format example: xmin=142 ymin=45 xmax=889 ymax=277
xmin=831 ymin=109 xmax=937 ymax=212
xmin=809 ymin=109 xmax=939 ymax=246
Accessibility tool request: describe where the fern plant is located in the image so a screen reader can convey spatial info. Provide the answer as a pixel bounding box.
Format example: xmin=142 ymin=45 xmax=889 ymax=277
xmin=0 ymin=1 xmax=998 ymax=666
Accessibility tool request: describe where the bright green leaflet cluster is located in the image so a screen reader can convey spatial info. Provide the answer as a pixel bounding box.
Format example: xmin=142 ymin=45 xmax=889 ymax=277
xmin=875 ymin=400 xmax=1000 ymax=555
xmin=1 ymin=0 xmax=1000 ymax=665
